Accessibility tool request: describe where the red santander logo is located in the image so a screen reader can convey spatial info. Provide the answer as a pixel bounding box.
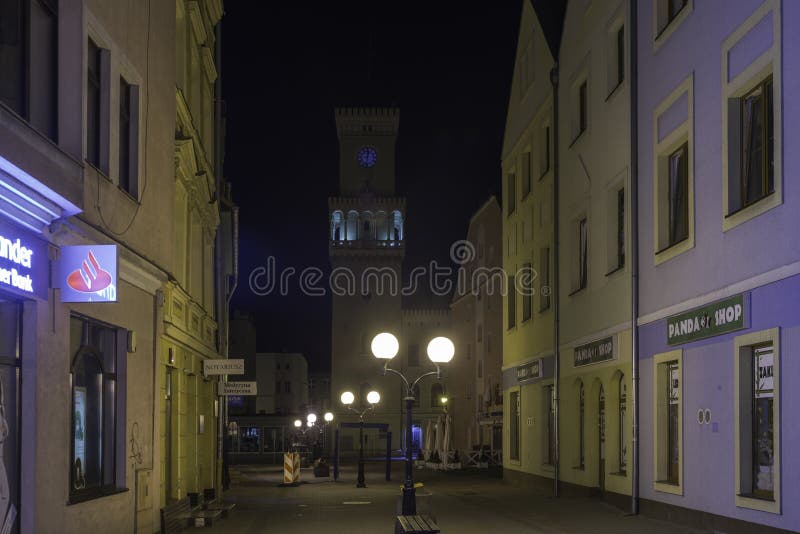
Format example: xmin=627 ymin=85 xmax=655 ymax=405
xmin=67 ymin=250 xmax=112 ymax=293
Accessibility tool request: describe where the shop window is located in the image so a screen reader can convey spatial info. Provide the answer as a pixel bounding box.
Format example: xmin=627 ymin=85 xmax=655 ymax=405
xmin=0 ymin=303 xmax=21 ymax=525
xmin=653 ymin=350 xmax=682 ymax=494
xmin=70 ymin=314 xmax=126 ymax=502
xmin=619 ymin=374 xmax=627 ymax=474
xmin=544 ymin=385 xmax=555 ymax=465
xmin=734 ymin=328 xmax=780 ymax=514
xmin=509 ymin=389 xmax=520 ymax=463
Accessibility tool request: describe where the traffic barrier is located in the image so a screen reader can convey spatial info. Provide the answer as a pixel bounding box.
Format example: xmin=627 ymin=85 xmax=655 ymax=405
xmin=284 ymin=452 xmax=300 ymax=484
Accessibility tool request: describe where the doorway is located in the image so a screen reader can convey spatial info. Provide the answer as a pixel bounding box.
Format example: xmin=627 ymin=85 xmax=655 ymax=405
xmin=598 ymin=385 xmax=606 ymax=494
xmin=165 ymin=368 xmax=173 ymax=501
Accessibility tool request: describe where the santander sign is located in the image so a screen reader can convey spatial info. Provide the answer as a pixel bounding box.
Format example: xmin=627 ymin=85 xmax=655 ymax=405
xmin=67 ymin=250 xmax=113 ymax=293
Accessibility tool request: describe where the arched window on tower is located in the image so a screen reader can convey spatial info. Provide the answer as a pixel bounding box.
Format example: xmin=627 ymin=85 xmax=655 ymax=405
xmin=331 ymin=210 xmax=343 ymax=242
xmin=346 ymin=210 xmax=359 ymax=241
xmin=376 ymin=211 xmax=388 ymax=241
xmin=361 ymin=211 xmax=374 ymax=240
xmin=392 ymin=210 xmax=403 ymax=242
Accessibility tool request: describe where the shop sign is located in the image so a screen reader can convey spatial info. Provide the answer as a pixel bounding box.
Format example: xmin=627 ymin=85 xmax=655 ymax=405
xmin=203 ymin=358 xmax=245 ymax=376
xmin=218 ymin=381 xmax=257 ymax=396
xmin=667 ymin=294 xmax=745 ymax=345
xmin=574 ymin=337 xmax=615 ymax=367
xmin=0 ymin=219 xmax=48 ymax=300
xmin=59 ymin=245 xmax=118 ymax=302
xmin=516 ymin=360 xmax=542 ymax=382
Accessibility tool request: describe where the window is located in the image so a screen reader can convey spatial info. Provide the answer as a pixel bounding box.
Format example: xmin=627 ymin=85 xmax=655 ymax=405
xmin=668 ymin=143 xmax=689 ymax=247
xmin=616 ymin=26 xmax=625 ymax=87
xmin=522 ymin=263 xmax=532 ymax=322
xmin=0 ymin=303 xmax=21 ymax=521
xmin=539 ymin=248 xmax=550 ymax=311
xmin=477 ymin=359 xmax=483 ymax=379
xmin=545 ymin=385 xmax=555 ymax=465
xmin=654 ymin=75 xmax=693 ymax=262
xmin=579 ymin=382 xmax=585 ymax=469
xmin=655 ymin=0 xmax=690 ymax=42
xmin=734 ymin=329 xmax=780 ymax=513
xmin=466 ymin=382 xmax=473 ymax=400
xmin=431 ymin=383 xmax=444 ymax=408
xmin=653 ymin=350 xmax=682 ymax=494
xmin=275 ymin=380 xmax=281 ymax=394
xmin=739 ymin=77 xmax=774 ymax=210
xmin=578 ymin=218 xmax=588 ymax=290
xmin=284 ymin=381 xmax=291 ymax=393
xmin=509 ymin=389 xmax=520 ymax=462
xmin=507 ymin=274 xmax=516 ymax=329
xmin=118 ymin=77 xmax=139 ymax=198
xmin=87 ymin=37 xmax=110 ymax=172
xmin=578 ymin=81 xmax=588 ymax=136
xmin=0 ymin=0 xmax=58 ymax=140
xmin=70 ymin=314 xmax=126 ymax=501
xmin=617 ymin=188 xmax=625 ymax=269
xmin=522 ymin=152 xmax=532 ymax=197
xmin=619 ymin=375 xmax=627 ymax=474
xmin=407 ymin=344 xmax=419 ymax=367
xmin=507 ymin=173 xmax=516 ymax=216
xmin=540 ymin=125 xmax=550 ymax=177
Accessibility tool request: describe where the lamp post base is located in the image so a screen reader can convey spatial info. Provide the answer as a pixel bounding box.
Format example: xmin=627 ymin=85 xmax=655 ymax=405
xmin=401 ymin=484 xmax=416 ymax=515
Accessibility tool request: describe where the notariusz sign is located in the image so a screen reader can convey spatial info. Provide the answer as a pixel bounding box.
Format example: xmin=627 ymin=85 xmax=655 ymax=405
xmin=667 ymin=293 xmax=746 ymax=345
xmin=574 ymin=337 xmax=615 ymax=367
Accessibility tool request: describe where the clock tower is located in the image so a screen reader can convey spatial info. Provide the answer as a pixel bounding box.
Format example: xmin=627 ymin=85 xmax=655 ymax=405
xmin=329 ymin=107 xmax=406 ymax=454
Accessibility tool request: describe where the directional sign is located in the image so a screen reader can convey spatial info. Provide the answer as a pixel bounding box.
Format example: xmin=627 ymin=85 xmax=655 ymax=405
xmin=203 ymin=359 xmax=245 ymax=376
xmin=218 ymin=381 xmax=257 ymax=396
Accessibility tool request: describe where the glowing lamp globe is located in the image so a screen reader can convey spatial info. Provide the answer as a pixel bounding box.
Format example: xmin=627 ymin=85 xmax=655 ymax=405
xmin=427 ymin=336 xmax=455 ymax=363
xmin=307 ymin=421 xmax=313 ymax=428
xmin=371 ymin=332 xmax=399 ymax=360
xmin=307 ymin=413 xmax=317 ymax=424
xmin=324 ymin=412 xmax=334 ymax=422
xmin=441 ymin=396 xmax=448 ymax=405
xmin=366 ymin=390 xmax=381 ymax=405
xmin=293 ymin=419 xmax=301 ymax=428
xmin=341 ymin=391 xmax=355 ymax=405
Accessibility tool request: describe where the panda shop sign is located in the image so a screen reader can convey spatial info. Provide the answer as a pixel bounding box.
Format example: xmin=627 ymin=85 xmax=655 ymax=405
xmin=667 ymin=294 xmax=747 ymax=345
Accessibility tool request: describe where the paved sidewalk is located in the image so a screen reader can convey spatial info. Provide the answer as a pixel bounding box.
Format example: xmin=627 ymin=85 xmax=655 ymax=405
xmin=201 ymin=463 xmax=706 ymax=533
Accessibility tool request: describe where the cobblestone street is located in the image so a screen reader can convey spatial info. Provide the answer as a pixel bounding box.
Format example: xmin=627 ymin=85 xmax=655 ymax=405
xmin=202 ymin=463 xmax=706 ymax=533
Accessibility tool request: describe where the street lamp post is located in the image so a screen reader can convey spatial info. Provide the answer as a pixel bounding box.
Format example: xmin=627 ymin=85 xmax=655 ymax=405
xmin=371 ymin=333 xmax=454 ymax=515
xmin=341 ymin=390 xmax=380 ymax=488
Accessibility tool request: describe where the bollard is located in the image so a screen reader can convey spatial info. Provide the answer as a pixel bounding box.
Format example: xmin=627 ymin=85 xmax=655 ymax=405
xmin=333 ymin=429 xmax=339 ymax=480
xmin=386 ymin=431 xmax=392 ymax=481
xmin=283 ymin=452 xmax=295 ymax=485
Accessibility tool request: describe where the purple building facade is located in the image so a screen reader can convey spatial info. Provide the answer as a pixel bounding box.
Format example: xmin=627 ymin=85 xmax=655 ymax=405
xmin=636 ymin=0 xmax=799 ymax=531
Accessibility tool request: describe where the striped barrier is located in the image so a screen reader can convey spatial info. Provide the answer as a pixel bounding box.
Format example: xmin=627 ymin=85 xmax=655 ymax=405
xmin=283 ymin=453 xmax=297 ymax=484
xmin=293 ymin=453 xmax=300 ymax=483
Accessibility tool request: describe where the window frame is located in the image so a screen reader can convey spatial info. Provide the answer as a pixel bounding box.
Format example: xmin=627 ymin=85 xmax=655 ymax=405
xmin=653 ymin=349 xmax=683 ymax=495
xmin=734 ymin=328 xmax=781 ymax=514
xmin=652 ymin=0 xmax=692 ymax=51
xmin=507 ymin=172 xmax=517 ymax=216
xmin=507 ymin=274 xmax=516 ymax=330
xmin=721 ymin=1 xmax=782 ymax=232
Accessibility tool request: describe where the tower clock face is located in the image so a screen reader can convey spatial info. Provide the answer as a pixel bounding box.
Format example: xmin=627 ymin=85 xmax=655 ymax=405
xmin=357 ymin=146 xmax=378 ymax=168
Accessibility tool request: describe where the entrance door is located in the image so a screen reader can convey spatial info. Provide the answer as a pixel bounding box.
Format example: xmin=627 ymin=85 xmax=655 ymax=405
xmin=165 ymin=368 xmax=173 ymax=500
xmin=0 ymin=302 xmax=21 ymax=534
xmin=598 ymin=386 xmax=606 ymax=493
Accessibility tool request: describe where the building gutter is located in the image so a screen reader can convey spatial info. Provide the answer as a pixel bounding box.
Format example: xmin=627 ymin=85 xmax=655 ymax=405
xmin=629 ymin=0 xmax=640 ymax=516
xmin=550 ymin=63 xmax=560 ymax=498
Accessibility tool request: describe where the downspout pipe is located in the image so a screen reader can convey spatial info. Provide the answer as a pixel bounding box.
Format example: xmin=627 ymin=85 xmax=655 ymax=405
xmin=213 ymin=19 xmax=225 ymax=496
xmin=550 ymin=63 xmax=560 ymax=498
xmin=630 ymin=0 xmax=640 ymax=516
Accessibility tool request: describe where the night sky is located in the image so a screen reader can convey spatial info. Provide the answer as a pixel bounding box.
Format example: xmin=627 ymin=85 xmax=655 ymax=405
xmin=222 ymin=2 xmax=522 ymax=372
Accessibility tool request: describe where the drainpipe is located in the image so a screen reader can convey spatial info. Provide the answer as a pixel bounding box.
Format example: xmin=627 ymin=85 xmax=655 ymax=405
xmin=629 ymin=0 xmax=640 ymax=516
xmin=550 ymin=63 xmax=560 ymax=498
xmin=214 ymin=19 xmax=225 ymax=497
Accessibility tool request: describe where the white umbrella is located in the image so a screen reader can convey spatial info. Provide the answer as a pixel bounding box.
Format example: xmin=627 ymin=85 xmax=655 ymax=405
xmin=442 ymin=415 xmax=452 ymax=468
xmin=433 ymin=415 xmax=443 ymax=459
xmin=423 ymin=419 xmax=433 ymax=461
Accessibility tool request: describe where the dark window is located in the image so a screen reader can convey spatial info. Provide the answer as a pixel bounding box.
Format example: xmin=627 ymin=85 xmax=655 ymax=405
xmin=509 ymin=390 xmax=520 ymax=462
xmin=507 ymin=275 xmax=516 ymax=329
xmin=541 ymin=126 xmax=550 ymax=177
xmin=578 ymin=81 xmax=588 ymax=135
xmin=667 ymin=361 xmax=680 ymax=485
xmin=284 ymin=381 xmax=291 ymax=393
xmin=0 ymin=0 xmax=58 ymax=140
xmin=668 ymin=143 xmax=689 ymax=246
xmin=617 ymin=189 xmax=625 ymax=268
xmin=118 ymin=77 xmax=135 ymax=196
xmin=616 ymin=26 xmax=625 ymax=87
xmin=522 ymin=152 xmax=531 ymax=197
xmin=507 ymin=173 xmax=516 ymax=216
xmin=477 ymin=359 xmax=482 ymax=379
xmin=579 ymin=382 xmax=585 ymax=469
xmin=522 ymin=263 xmax=532 ymax=321
xmin=740 ymin=77 xmax=774 ymax=208
xmin=750 ymin=344 xmax=774 ymax=499
xmin=667 ymin=0 xmax=687 ymax=26
xmin=578 ymin=218 xmax=588 ymax=290
xmin=70 ymin=314 xmax=125 ymax=501
xmin=87 ymin=38 xmax=102 ymax=167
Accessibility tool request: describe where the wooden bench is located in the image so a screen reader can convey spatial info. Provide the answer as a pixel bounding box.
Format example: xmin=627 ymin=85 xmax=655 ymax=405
xmin=160 ymin=498 xmax=192 ymax=534
xmin=395 ymin=514 xmax=441 ymax=534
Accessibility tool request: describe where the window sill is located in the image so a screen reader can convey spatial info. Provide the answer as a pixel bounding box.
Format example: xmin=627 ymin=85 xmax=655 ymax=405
xmin=654 ymin=234 xmax=693 ymax=266
xmin=723 ymin=191 xmax=781 ymax=232
xmin=605 ymin=265 xmax=625 ymax=277
xmin=569 ymin=130 xmax=586 ymax=149
xmin=86 ymin=161 xmax=112 ymax=182
xmin=605 ymin=80 xmax=625 ymax=103
xmin=538 ymin=168 xmax=551 ymax=181
xmin=568 ymin=286 xmax=587 ymax=297
xmin=610 ymin=471 xmax=627 ymax=477
xmin=735 ymin=493 xmax=780 ymax=514
xmin=117 ymin=185 xmax=141 ymax=205
xmin=68 ymin=486 xmax=129 ymax=505
xmin=653 ymin=480 xmax=682 ymax=496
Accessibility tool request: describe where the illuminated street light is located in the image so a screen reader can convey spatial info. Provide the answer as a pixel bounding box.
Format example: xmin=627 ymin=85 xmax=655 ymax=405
xmin=294 ymin=419 xmax=302 ymax=428
xmin=341 ymin=391 xmax=355 ymax=405
xmin=307 ymin=413 xmax=317 ymax=425
xmin=427 ymin=336 xmax=455 ymax=363
xmin=366 ymin=390 xmax=381 ymax=405
xmin=371 ymin=332 xmax=399 ymax=359
xmin=341 ymin=389 xmax=381 ymax=488
xmin=324 ymin=412 xmax=334 ymax=422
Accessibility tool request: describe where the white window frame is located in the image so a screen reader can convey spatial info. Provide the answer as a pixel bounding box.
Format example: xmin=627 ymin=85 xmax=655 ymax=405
xmin=721 ymin=1 xmax=782 ymax=232
xmin=605 ymin=169 xmax=628 ymax=275
xmin=605 ymin=3 xmax=626 ymax=98
xmin=653 ymin=349 xmax=683 ymax=495
xmin=733 ymin=327 xmax=781 ymax=514
xmin=652 ymin=74 xmax=694 ymax=265
xmin=652 ymin=0 xmax=693 ymax=52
